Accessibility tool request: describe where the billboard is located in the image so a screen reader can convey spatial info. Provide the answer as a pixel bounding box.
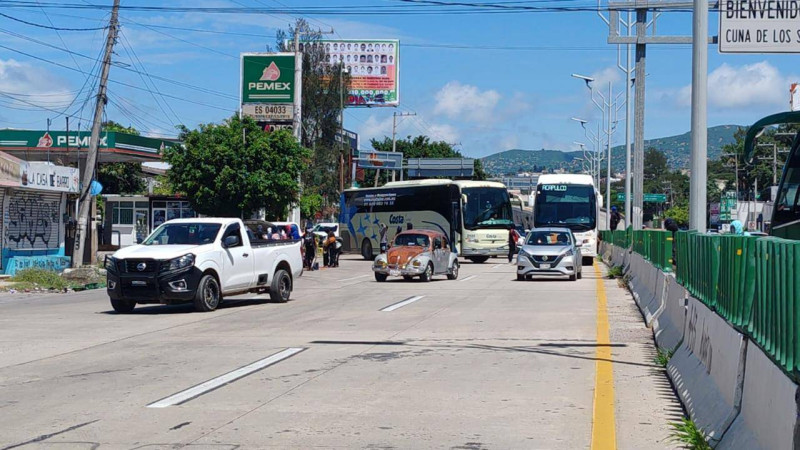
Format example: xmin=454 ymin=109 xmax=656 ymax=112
xmin=240 ymin=53 xmax=297 ymax=122
xmin=318 ymin=39 xmax=399 ymax=107
xmin=719 ymin=1 xmax=800 ymax=53
xmin=357 ymin=150 xmax=402 ymax=170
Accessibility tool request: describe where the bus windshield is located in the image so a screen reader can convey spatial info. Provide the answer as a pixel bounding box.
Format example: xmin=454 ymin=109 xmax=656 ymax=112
xmin=774 ymin=149 xmax=800 ymax=232
xmin=534 ymin=185 xmax=596 ymax=231
xmin=462 ymin=187 xmax=514 ymax=230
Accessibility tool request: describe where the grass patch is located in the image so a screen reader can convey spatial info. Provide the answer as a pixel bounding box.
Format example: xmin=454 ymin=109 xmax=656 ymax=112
xmin=9 ymin=268 xmax=70 ymax=291
xmin=607 ymin=266 xmax=624 ymax=279
xmin=669 ymin=417 xmax=711 ymax=450
xmin=654 ymin=347 xmax=675 ymax=367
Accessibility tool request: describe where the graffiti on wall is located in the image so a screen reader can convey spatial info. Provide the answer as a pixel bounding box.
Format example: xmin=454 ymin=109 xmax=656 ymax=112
xmin=4 ymin=255 xmax=71 ymax=276
xmin=4 ymin=191 xmax=61 ymax=249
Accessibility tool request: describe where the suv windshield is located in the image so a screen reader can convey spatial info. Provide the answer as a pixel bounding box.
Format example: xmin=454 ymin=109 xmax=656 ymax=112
xmin=394 ymin=233 xmax=431 ymax=247
xmin=463 ymin=187 xmax=514 ymax=230
xmin=143 ymin=223 xmax=221 ymax=246
xmin=526 ymin=230 xmax=572 ymax=246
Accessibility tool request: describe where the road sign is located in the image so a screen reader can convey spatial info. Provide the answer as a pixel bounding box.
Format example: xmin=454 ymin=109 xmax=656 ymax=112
xmin=406 ymin=158 xmax=474 ymax=178
xmin=719 ymin=2 xmax=800 ymax=53
xmin=357 ymin=150 xmax=403 ymax=170
xmin=616 ymin=193 xmax=666 ymax=203
xmin=242 ymin=103 xmax=293 ymax=121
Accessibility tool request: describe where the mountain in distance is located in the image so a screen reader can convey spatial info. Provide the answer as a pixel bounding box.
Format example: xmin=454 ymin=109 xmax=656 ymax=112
xmin=481 ymin=125 xmax=741 ymax=176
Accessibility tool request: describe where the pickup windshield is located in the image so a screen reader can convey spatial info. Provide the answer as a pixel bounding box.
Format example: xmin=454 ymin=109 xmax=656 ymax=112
xmin=143 ymin=223 xmax=221 ymax=246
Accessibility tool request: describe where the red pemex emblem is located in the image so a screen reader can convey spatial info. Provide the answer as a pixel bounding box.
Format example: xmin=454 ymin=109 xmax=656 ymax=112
xmin=37 ymin=132 xmax=53 ymax=148
xmin=260 ymin=61 xmax=280 ymax=81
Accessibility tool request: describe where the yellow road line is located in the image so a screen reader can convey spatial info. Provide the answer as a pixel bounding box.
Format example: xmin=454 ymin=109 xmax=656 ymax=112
xmin=591 ymin=261 xmax=617 ymax=450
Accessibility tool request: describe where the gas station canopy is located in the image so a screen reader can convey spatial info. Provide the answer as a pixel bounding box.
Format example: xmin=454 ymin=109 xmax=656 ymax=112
xmin=0 ymin=129 xmax=178 ymax=163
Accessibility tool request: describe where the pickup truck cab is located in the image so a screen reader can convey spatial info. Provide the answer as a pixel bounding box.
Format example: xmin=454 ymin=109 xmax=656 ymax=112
xmin=105 ymin=218 xmax=303 ymax=313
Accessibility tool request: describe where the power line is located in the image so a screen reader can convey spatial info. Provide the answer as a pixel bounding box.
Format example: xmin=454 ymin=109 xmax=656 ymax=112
xmin=0 ymin=10 xmax=107 ymax=30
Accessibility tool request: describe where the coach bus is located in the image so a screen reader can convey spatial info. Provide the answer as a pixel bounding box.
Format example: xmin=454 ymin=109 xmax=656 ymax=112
xmin=340 ymin=179 xmax=514 ymax=263
xmin=532 ymin=174 xmax=601 ymax=264
xmin=744 ymin=111 xmax=800 ymax=239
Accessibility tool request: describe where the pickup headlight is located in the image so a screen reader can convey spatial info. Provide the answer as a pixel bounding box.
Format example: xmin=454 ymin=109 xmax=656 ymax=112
xmin=162 ymin=254 xmax=195 ymax=272
xmin=105 ymin=256 xmax=117 ymax=272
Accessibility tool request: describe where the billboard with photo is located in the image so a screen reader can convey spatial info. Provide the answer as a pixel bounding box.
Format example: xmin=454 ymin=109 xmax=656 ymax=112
xmin=316 ymin=39 xmax=399 ymax=107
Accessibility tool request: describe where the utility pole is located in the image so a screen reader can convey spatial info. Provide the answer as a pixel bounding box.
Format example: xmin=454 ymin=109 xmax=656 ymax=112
xmin=632 ymin=8 xmax=647 ymax=230
xmin=73 ymin=0 xmax=119 ymax=268
xmin=391 ymin=111 xmax=416 ymax=182
xmin=689 ymin=0 xmax=708 ymax=232
xmin=606 ymin=81 xmax=613 ymax=229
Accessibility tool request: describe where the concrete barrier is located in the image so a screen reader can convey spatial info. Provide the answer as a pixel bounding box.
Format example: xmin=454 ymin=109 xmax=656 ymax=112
xmin=717 ymin=343 xmax=800 ymax=450
xmin=639 ymin=268 xmax=666 ymax=327
xmin=667 ymin=297 xmax=746 ymax=446
xmin=630 ymin=259 xmax=657 ymax=311
xmin=652 ymin=275 xmax=686 ymax=351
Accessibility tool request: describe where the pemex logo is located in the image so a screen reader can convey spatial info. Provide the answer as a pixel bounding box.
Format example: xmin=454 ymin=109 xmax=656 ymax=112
xmin=37 ymin=132 xmax=53 ymax=148
xmin=260 ymin=61 xmax=281 ymax=81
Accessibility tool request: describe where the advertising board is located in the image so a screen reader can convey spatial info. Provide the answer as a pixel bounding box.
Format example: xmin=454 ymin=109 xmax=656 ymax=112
xmin=720 ymin=1 xmax=800 ymax=53
xmin=317 ymin=39 xmax=399 ymax=107
xmin=240 ymin=53 xmax=297 ymax=122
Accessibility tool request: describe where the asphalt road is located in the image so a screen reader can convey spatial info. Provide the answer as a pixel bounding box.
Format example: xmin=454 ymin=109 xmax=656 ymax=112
xmin=0 ymin=255 xmax=679 ymax=449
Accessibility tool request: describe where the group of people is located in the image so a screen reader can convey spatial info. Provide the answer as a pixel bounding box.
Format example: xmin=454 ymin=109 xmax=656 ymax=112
xmin=255 ymin=224 xmax=301 ymax=241
xmin=301 ymin=227 xmax=341 ymax=271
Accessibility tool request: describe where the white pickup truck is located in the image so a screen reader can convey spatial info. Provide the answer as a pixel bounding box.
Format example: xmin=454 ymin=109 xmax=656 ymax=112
xmin=105 ymin=218 xmax=303 ymax=313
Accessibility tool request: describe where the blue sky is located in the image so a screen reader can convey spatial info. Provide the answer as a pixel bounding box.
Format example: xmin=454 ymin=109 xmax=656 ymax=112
xmin=1 ymin=0 xmax=798 ymax=161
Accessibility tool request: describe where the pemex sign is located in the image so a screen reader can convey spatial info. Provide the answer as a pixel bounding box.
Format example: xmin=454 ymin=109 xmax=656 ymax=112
xmin=240 ymin=53 xmax=296 ymax=122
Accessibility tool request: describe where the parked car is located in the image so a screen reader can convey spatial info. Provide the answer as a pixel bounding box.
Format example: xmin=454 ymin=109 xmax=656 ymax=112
xmin=516 ymin=227 xmax=582 ymax=281
xmin=105 ymin=218 xmax=303 ymax=313
xmin=372 ymin=230 xmax=459 ymax=282
xmin=312 ymin=222 xmax=339 ymax=240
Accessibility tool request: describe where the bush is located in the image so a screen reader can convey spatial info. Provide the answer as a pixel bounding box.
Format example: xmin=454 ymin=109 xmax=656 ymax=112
xmin=669 ymin=417 xmax=711 ymax=449
xmin=10 ymin=268 xmax=69 ymax=290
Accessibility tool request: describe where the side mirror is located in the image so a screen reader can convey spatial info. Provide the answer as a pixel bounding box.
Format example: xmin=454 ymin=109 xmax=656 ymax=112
xmin=223 ymin=235 xmax=240 ymax=248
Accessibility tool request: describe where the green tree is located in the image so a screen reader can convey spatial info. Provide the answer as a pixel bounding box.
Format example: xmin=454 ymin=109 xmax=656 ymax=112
xmin=97 ymin=121 xmax=146 ymax=194
xmin=664 ymin=205 xmax=690 ymax=227
xmin=275 ymin=20 xmax=351 ymax=213
xmin=368 ymin=135 xmax=487 ymax=184
xmin=165 ymin=115 xmax=311 ymax=218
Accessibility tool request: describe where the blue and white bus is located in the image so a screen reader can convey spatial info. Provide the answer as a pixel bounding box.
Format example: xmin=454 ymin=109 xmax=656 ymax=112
xmin=340 ymin=179 xmax=514 ymax=263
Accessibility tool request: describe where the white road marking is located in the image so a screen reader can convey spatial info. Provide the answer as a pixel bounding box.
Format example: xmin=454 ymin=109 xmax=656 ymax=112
xmin=147 ymin=347 xmax=306 ymax=408
xmin=338 ymin=274 xmax=371 ymax=282
xmin=459 ymin=275 xmax=478 ymax=282
xmin=491 ymin=264 xmax=503 ymax=269
xmin=380 ymin=295 xmax=425 ymax=312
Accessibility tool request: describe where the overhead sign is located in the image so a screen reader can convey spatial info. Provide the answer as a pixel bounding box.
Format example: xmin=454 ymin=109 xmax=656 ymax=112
xmin=316 ymin=39 xmax=399 ymax=107
xmin=407 ymin=158 xmax=474 ymax=178
xmin=616 ymin=193 xmax=667 ymax=203
xmin=21 ymin=162 xmax=79 ymax=193
xmin=719 ymin=1 xmax=800 ymax=53
xmin=240 ymin=53 xmax=296 ymax=123
xmin=0 ymin=130 xmax=175 ymax=155
xmin=357 ymin=150 xmax=403 ymax=170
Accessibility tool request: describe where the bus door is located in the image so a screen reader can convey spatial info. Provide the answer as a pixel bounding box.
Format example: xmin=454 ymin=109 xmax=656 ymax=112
xmin=451 ymin=201 xmax=461 ymax=255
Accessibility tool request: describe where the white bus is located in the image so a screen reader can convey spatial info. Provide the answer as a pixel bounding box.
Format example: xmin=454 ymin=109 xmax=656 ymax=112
xmin=340 ymin=179 xmax=514 ymax=263
xmin=532 ymin=174 xmax=602 ymax=264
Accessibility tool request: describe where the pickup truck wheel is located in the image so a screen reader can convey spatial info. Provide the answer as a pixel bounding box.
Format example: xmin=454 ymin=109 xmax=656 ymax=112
xmin=110 ymin=297 xmax=136 ymax=313
xmin=194 ymin=275 xmax=220 ymax=312
xmin=447 ymin=262 xmax=459 ymax=280
xmin=270 ymin=269 xmax=292 ymax=303
xmin=375 ymin=273 xmax=388 ymax=282
xmin=361 ymin=239 xmax=374 ymax=260
xmin=420 ymin=263 xmax=434 ymax=282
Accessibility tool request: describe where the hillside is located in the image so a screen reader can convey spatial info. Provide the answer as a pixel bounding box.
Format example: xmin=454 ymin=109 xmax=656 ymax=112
xmin=481 ymin=125 xmax=741 ymax=176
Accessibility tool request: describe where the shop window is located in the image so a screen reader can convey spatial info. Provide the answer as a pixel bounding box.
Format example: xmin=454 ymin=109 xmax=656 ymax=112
xmin=110 ymin=201 xmax=134 ymax=225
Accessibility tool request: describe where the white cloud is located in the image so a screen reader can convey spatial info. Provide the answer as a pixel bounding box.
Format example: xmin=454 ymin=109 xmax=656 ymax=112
xmin=590 ymin=66 xmax=622 ymax=89
xmin=433 ymin=81 xmax=501 ymax=122
xmin=0 ymin=59 xmax=74 ymax=109
xmin=676 ymin=61 xmax=794 ymax=109
xmin=500 ymin=135 xmax=519 ymax=149
xmin=427 ymin=123 xmax=459 ymax=143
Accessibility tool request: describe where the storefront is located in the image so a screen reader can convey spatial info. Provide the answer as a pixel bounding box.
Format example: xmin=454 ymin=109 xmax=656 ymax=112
xmin=0 ymin=153 xmax=79 ymax=275
xmin=102 ymin=195 xmax=197 ymax=247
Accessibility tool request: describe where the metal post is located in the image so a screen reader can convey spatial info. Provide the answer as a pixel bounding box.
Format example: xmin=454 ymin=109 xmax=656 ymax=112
xmin=773 ymin=143 xmax=778 ymax=185
xmin=689 ymin=0 xmax=708 ymax=232
xmin=290 ymin=30 xmax=304 ymax=224
xmin=633 ymin=7 xmax=647 ymax=230
xmin=607 ymin=81 xmax=613 ymax=229
xmin=624 ymin=19 xmax=633 ymax=226
xmin=391 ymin=112 xmax=397 ymax=182
xmin=73 ymin=0 xmax=119 ymax=268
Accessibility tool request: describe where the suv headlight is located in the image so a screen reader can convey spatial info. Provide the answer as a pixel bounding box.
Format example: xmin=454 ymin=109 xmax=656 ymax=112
xmin=162 ymin=254 xmax=195 ymax=272
xmin=105 ymin=256 xmax=117 ymax=272
xmin=563 ymin=249 xmax=575 ymax=257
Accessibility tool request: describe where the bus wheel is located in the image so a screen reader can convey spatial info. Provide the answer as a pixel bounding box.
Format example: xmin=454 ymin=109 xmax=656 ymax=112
xmin=467 ymin=256 xmax=490 ymax=264
xmin=582 ymin=256 xmax=593 ymax=266
xmin=361 ymin=239 xmax=374 ymax=260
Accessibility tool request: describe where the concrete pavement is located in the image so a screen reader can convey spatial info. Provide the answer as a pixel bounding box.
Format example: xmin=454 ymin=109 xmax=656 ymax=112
xmin=0 ymin=255 xmax=678 ymax=449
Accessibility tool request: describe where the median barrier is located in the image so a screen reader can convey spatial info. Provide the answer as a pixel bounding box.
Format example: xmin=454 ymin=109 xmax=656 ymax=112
xmin=716 ymin=342 xmax=800 ymax=450
xmin=652 ymin=274 xmax=686 ymax=351
xmin=630 ymin=258 xmax=657 ymax=311
xmin=667 ymin=296 xmax=746 ymax=446
xmin=640 ymin=267 xmax=667 ymax=327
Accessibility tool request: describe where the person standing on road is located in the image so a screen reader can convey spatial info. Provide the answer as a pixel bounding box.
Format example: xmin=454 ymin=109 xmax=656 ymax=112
xmin=610 ymin=206 xmax=621 ymax=231
xmin=323 ymin=231 xmax=337 ymax=268
xmin=302 ymin=227 xmax=317 ymax=270
xmin=379 ymin=223 xmax=389 ymax=253
xmin=508 ymin=226 xmax=519 ymax=263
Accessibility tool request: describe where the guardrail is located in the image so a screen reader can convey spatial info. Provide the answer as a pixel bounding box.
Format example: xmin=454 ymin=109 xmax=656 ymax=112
xmin=607 ymin=229 xmax=800 ymax=378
